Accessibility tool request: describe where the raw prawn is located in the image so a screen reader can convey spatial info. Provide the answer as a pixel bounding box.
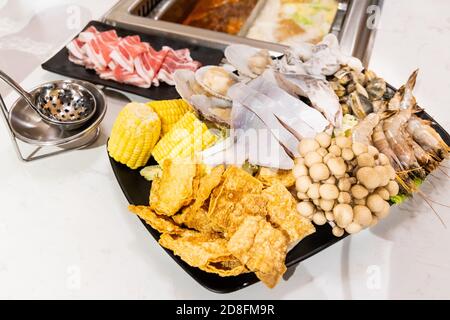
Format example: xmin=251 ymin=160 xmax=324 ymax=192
xmin=388 ymin=69 xmax=418 ymax=110
xmin=410 ymin=139 xmax=439 ymax=171
xmin=383 ymin=109 xmax=424 ymax=176
xmin=372 ymin=121 xmax=403 ymax=171
xmin=407 ymin=116 xmax=449 ymax=160
xmin=352 ymin=112 xmax=380 ymax=146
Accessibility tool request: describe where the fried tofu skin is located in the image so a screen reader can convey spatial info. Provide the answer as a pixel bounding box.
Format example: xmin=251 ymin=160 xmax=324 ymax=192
xmin=129 ymin=205 xmax=184 ymax=234
xmin=173 ymin=207 xmax=216 ymax=234
xmin=150 ymin=159 xmax=198 ymax=216
xmin=172 ymin=165 xmax=225 ymax=233
xmin=208 ymin=166 xmax=264 ymax=236
xmin=228 ymin=216 xmax=288 ymax=288
xmin=256 ymin=167 xmax=296 ymax=188
xmin=262 ymin=182 xmax=315 ymax=244
xmin=159 ymin=230 xmax=247 ymax=277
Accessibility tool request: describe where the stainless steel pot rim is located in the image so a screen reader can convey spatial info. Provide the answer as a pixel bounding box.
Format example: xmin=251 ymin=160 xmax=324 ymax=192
xmin=8 ymin=79 xmax=107 ymax=147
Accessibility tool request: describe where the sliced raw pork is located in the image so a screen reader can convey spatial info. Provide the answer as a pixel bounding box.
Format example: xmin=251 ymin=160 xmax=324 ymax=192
xmin=67 ymin=28 xmax=201 ymax=88
xmin=154 ymin=47 xmax=201 ymax=86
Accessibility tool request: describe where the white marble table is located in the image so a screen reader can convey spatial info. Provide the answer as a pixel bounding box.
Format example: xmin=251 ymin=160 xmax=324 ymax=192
xmin=0 ymin=0 xmax=449 ymax=299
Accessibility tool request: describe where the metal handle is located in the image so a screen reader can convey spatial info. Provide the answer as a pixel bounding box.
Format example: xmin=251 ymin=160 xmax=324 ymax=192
xmin=0 ymin=70 xmax=39 ymax=113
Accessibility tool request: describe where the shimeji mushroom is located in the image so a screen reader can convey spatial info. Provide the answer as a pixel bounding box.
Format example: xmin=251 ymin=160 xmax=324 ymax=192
xmin=386 ymin=165 xmax=397 ymax=180
xmin=293 ymin=164 xmax=308 ymax=178
xmin=357 ymin=153 xmax=375 ymax=167
xmin=332 ymin=226 xmax=345 ymax=237
xmin=329 ymin=145 xmax=342 ymax=156
xmin=378 ymin=153 xmax=390 ymax=166
xmin=324 ymin=176 xmax=337 ymax=184
xmin=294 ymin=157 xmax=306 ymax=166
xmin=319 ymin=184 xmax=339 ymax=200
xmin=356 ymin=167 xmax=381 ymax=190
xmin=375 ymin=187 xmax=390 ymax=200
xmin=296 ymin=175 xmax=312 ymax=193
xmin=304 ymin=151 xmax=323 ymax=167
xmin=374 ymin=166 xmax=390 ymax=186
xmin=327 ymin=157 xmax=347 ymax=177
xmin=307 ymin=183 xmax=320 ymax=199
xmin=338 ymin=191 xmax=351 ymax=204
xmin=336 ymin=136 xmax=352 ymax=149
xmin=353 ymin=205 xmax=373 ymax=227
xmin=338 ymin=178 xmax=352 ymax=192
xmin=342 ymin=148 xmax=355 ymax=161
xmin=317 ymin=147 xmax=328 ymax=157
xmin=374 ymin=200 xmax=390 ymax=219
xmin=351 ymin=184 xmax=369 ymax=199
xmin=352 ymin=142 xmax=368 ymax=156
xmin=333 ymin=204 xmax=353 ymax=228
xmin=297 ymin=192 xmax=309 ymax=200
xmin=319 ymin=199 xmax=335 ymax=212
xmin=325 ymin=211 xmax=335 ymax=221
xmin=293 ymin=131 xmax=399 ymax=237
xmin=367 ymin=194 xmax=385 ymax=213
xmin=313 ymin=212 xmax=327 ymax=225
xmin=309 ymin=163 xmax=330 ymax=182
xmin=315 ymin=132 xmax=332 ymax=148
xmin=298 ymin=139 xmax=320 ymax=157
xmin=297 ymin=201 xmax=315 ymax=217
xmin=370 ymin=216 xmax=379 ymax=227
xmin=345 ymin=222 xmax=363 ymax=234
xmin=386 ymin=180 xmax=399 ymax=197
xmin=323 ymin=153 xmax=335 ymax=164
xmin=368 ymin=145 xmax=379 ymax=156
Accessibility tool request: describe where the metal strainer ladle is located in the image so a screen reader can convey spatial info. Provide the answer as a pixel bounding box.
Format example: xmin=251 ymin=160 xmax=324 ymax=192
xmin=0 ymin=70 xmax=96 ymax=131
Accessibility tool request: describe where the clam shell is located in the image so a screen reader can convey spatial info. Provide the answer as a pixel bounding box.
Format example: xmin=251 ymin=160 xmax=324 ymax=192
xmin=225 ymin=44 xmax=272 ymax=79
xmin=190 ymin=94 xmax=232 ymax=126
xmin=173 ymin=69 xmax=206 ymax=102
xmin=195 ymin=66 xmax=238 ymax=101
xmin=174 ymin=69 xmax=232 ymax=126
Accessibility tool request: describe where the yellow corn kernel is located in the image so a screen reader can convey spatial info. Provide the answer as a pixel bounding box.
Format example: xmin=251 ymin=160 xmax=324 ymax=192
xmin=152 ymin=112 xmax=217 ymax=165
xmin=146 ymin=99 xmax=192 ymax=135
xmin=108 ymin=102 xmax=161 ymax=169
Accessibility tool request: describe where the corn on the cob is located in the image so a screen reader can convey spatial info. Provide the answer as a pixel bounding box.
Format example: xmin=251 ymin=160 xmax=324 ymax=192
xmin=152 ymin=112 xmax=217 ymax=165
xmin=146 ymin=99 xmax=191 ymax=135
xmin=108 ymin=102 xmax=161 ymax=169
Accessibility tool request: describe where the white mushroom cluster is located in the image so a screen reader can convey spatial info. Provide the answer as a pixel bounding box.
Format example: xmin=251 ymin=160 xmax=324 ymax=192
xmin=294 ymin=133 xmax=399 ymax=237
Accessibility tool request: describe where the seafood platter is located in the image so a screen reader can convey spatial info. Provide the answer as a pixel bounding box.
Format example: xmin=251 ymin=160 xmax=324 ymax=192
xmin=38 ymin=17 xmax=450 ymax=293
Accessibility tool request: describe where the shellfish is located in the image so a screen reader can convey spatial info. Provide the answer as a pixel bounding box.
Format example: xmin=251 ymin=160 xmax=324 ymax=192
xmin=225 ymin=44 xmax=272 ymax=78
xmin=173 ymin=69 xmax=232 ymax=126
xmin=195 ymin=66 xmax=238 ymax=100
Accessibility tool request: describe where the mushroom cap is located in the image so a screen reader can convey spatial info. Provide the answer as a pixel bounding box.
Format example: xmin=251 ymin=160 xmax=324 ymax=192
xmin=298 ymin=139 xmax=320 ymax=156
xmin=353 ymin=205 xmax=373 ymax=227
xmin=309 ymin=163 xmax=330 ymax=182
xmin=357 ymin=167 xmax=380 ymax=190
xmin=333 ymin=203 xmax=353 ymax=228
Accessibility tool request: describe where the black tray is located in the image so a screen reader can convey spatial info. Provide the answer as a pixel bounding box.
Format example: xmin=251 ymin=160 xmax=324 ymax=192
xmin=108 ymin=107 xmax=450 ymax=293
xmin=109 ymin=155 xmax=344 ymax=293
xmin=42 ymin=21 xmax=224 ymax=100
